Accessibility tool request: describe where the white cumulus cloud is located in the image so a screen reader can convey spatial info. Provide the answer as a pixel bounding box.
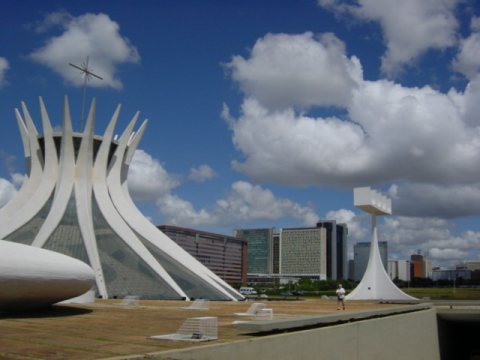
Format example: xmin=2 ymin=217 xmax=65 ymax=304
xmin=381 ymin=216 xmax=480 ymax=267
xmin=225 ymin=32 xmax=480 ymax=200
xmin=453 ymin=16 xmax=480 ymax=80
xmin=326 ymin=209 xmax=368 ymax=241
xmin=227 ymin=78 xmax=480 ymax=189
xmin=127 ymin=150 xmax=318 ymax=228
xmin=0 ymin=57 xmax=9 ymax=88
xmin=188 ymin=164 xmax=217 ymax=182
xmin=29 ymin=11 xmax=140 ymax=89
xmin=0 ymin=178 xmax=17 ymax=207
xmin=127 ymin=150 xmax=179 ymax=200
xmin=225 ymin=32 xmax=362 ymax=109
xmin=32 ymin=9 xmax=73 ymax=33
xmin=11 ymin=173 xmax=25 ymax=188
xmin=226 ymin=98 xmax=369 ymax=186
xmin=429 ymin=247 xmax=468 ymax=261
xmin=155 ymin=180 xmax=318 ymax=227
xmin=216 ymin=181 xmax=319 ymax=226
xmin=389 ymin=183 xmax=480 ymax=218
xmin=318 ymin=0 xmax=459 ymax=77
xmin=156 ymin=194 xmax=217 ymax=226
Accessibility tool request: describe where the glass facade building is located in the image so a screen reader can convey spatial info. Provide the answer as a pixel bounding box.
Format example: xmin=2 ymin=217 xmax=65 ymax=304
xmin=234 ymin=228 xmax=274 ymax=275
xmin=235 ymin=224 xmax=348 ymax=281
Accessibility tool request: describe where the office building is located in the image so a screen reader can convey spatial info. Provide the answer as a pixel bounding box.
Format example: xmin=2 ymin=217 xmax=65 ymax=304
xmin=388 ymin=260 xmax=411 ymax=281
xmin=316 ymin=220 xmax=348 ymax=280
xmin=234 ymin=228 xmax=274 ymax=274
xmin=464 ymin=261 xmax=480 ymax=271
xmin=348 ymin=259 xmax=355 ymax=280
xmin=280 ymin=227 xmax=327 ymax=279
xmin=411 ymin=253 xmax=432 ymax=279
xmin=431 ymin=269 xmax=471 ymax=281
xmin=425 ymin=258 xmax=433 ymax=278
xmin=237 ymin=223 xmax=348 ymax=281
xmin=158 ymin=225 xmax=247 ymax=285
xmin=273 ymin=232 xmax=280 ymax=274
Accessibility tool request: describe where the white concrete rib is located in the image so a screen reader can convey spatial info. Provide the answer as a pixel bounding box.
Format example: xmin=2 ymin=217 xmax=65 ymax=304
xmin=32 ymin=97 xmax=75 ymax=248
xmin=93 ymin=109 xmax=188 ymax=299
xmin=111 ymin=119 xmax=241 ymax=301
xmin=0 ymin=101 xmax=56 ymax=240
xmin=0 ymin=109 xmax=30 ymax=229
xmin=74 ymin=99 xmax=108 ymax=298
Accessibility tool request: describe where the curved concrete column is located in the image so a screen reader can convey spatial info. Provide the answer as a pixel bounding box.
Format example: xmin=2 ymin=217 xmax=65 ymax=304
xmin=32 ymin=97 xmax=76 ymax=248
xmin=113 ymin=120 xmax=241 ymax=300
xmin=0 ymin=98 xmax=58 ymax=240
xmin=74 ymin=99 xmax=108 ymax=298
xmin=0 ymin=103 xmax=46 ymax=237
xmin=93 ymin=110 xmax=188 ymax=299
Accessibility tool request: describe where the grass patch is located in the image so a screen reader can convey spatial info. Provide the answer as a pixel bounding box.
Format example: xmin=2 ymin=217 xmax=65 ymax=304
xmin=402 ymin=287 xmax=480 ymax=300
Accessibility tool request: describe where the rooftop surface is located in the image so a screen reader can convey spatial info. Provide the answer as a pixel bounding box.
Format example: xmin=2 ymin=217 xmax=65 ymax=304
xmin=0 ymin=298 xmax=405 ymax=360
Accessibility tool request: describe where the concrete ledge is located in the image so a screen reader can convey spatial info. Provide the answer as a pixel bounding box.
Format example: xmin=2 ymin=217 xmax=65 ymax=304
xmin=109 ymin=307 xmax=440 ymax=360
xmin=437 ymin=308 xmax=480 ymax=321
xmin=234 ymin=303 xmax=433 ymax=333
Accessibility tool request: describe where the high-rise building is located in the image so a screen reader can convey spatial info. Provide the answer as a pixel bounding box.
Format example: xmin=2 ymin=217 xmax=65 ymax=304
xmin=459 ymin=261 xmax=480 ymax=271
xmin=348 ymin=259 xmax=355 ymax=280
xmin=234 ymin=228 xmax=274 ymax=274
xmin=388 ymin=260 xmax=411 ymax=281
xmin=280 ymin=227 xmax=327 ymax=279
xmin=316 ymin=221 xmax=348 ymax=280
xmin=424 ymin=258 xmax=433 ymax=278
xmin=158 ymin=225 xmax=248 ymax=285
xmin=272 ymin=232 xmax=280 ymax=274
xmin=353 ymin=241 xmax=388 ymax=281
xmin=465 ymin=263 xmax=480 ymax=280
xmin=235 ymin=223 xmax=348 ymax=281
xmin=410 ymin=253 xmax=432 ymax=279
xmin=411 ymin=254 xmax=425 ymax=278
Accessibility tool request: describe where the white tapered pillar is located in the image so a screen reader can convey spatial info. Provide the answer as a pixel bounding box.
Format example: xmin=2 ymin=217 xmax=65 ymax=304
xmin=346 ymin=187 xmax=416 ymax=301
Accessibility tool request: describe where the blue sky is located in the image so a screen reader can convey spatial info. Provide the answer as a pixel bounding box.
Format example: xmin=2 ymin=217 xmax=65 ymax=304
xmin=1 ymin=0 xmax=480 ymax=268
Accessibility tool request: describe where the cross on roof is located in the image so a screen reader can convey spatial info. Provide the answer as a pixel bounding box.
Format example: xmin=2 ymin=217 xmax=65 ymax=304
xmin=69 ymin=56 xmax=103 ymax=130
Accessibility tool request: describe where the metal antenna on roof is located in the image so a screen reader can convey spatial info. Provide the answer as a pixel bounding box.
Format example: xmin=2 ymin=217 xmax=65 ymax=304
xmin=69 ymin=56 xmax=103 ymax=130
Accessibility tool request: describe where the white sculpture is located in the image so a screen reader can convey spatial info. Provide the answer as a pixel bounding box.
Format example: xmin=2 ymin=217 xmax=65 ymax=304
xmin=346 ymin=187 xmax=416 ymax=301
xmin=0 ymin=97 xmax=243 ymax=301
xmin=0 ymin=240 xmax=95 ymax=309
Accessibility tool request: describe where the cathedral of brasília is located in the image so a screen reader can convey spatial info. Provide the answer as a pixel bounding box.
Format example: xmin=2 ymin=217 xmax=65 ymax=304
xmin=0 ymin=97 xmax=243 ymax=301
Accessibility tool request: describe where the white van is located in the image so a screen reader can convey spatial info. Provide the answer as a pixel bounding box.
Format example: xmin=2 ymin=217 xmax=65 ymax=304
xmin=239 ymin=287 xmax=257 ymax=296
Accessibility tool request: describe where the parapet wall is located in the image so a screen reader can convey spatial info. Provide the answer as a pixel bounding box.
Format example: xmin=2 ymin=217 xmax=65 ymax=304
xmin=148 ymin=308 xmax=440 ymax=360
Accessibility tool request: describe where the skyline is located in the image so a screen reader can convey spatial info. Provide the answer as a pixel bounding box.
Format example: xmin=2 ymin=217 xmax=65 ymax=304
xmin=1 ymin=1 xmax=479 ymax=268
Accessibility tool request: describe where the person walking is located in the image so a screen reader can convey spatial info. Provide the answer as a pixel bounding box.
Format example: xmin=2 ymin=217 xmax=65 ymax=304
xmin=336 ymin=284 xmax=346 ymax=310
